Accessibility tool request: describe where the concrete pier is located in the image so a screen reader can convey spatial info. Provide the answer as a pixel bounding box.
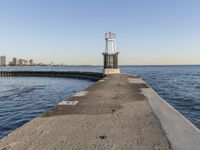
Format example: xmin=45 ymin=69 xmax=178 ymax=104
xmin=0 ymin=73 xmax=200 ymax=150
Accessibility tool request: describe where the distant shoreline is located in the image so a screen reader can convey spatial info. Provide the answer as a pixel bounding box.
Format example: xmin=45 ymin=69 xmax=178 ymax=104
xmin=1 ymin=64 xmax=200 ymax=67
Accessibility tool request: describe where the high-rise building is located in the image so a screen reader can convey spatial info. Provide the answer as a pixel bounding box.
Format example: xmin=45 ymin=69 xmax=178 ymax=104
xmin=0 ymin=56 xmax=6 ymax=66
xmin=29 ymin=59 xmax=33 ymax=65
xmin=13 ymin=57 xmax=17 ymax=66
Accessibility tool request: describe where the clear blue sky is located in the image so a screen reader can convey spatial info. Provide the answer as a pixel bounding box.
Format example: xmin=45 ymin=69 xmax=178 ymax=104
xmin=0 ymin=0 xmax=200 ymax=65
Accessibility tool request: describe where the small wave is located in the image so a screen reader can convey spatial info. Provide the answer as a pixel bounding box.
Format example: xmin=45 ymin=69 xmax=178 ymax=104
xmin=195 ymin=85 xmax=200 ymax=89
xmin=0 ymin=85 xmax=46 ymax=100
xmin=0 ymin=89 xmax=18 ymax=94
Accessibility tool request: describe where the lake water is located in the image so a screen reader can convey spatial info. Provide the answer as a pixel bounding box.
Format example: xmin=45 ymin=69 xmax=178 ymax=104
xmin=0 ymin=75 xmax=93 ymax=138
xmin=0 ymin=65 xmax=200 ymax=138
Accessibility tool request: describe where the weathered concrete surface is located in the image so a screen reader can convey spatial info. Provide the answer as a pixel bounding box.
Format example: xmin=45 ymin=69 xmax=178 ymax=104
xmin=142 ymin=87 xmax=200 ymax=150
xmin=0 ymin=74 xmax=170 ymax=150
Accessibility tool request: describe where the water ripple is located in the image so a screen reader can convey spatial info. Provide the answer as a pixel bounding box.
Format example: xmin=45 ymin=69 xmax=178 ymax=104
xmin=0 ymin=76 xmax=93 ymax=138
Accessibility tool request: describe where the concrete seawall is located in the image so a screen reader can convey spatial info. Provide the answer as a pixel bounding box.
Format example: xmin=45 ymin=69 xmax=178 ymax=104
xmin=0 ymin=73 xmax=200 ymax=150
xmin=0 ymin=71 xmax=104 ymax=81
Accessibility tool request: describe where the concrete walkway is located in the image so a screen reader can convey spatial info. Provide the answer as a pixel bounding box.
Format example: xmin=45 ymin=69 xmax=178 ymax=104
xmin=0 ymin=74 xmax=170 ymax=150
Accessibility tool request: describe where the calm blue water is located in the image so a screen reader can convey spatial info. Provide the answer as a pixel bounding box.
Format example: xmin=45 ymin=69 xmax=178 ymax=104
xmin=0 ymin=65 xmax=200 ymax=138
xmin=0 ymin=75 xmax=93 ymax=138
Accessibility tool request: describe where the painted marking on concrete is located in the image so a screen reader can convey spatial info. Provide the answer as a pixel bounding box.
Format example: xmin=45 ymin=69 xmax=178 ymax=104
xmin=103 ymin=68 xmax=120 ymax=74
xmin=58 ymin=101 xmax=79 ymax=105
xmin=103 ymin=77 xmax=110 ymax=80
xmin=98 ymin=79 xmax=105 ymax=82
xmin=142 ymin=88 xmax=200 ymax=150
xmin=128 ymin=78 xmax=145 ymax=84
xmin=74 ymin=91 xmax=88 ymax=97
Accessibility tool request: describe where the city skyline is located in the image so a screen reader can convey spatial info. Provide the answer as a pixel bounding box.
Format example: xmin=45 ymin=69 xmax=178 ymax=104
xmin=0 ymin=56 xmax=35 ymax=66
xmin=1 ymin=0 xmax=200 ymax=65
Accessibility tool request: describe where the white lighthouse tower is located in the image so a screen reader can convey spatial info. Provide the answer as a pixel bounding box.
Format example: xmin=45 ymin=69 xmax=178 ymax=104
xmin=102 ymin=32 xmax=120 ymax=74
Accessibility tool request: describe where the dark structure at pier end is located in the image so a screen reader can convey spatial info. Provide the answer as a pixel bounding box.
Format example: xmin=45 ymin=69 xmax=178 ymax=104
xmin=102 ymin=32 xmax=120 ymax=74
